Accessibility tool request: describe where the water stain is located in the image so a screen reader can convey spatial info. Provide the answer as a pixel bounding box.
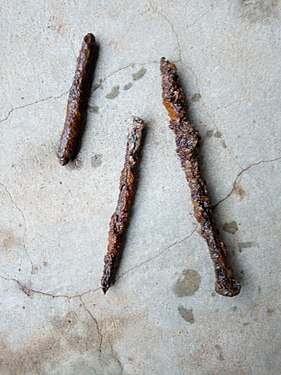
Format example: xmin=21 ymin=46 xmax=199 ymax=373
xmin=106 ymin=86 xmax=120 ymax=99
xmin=238 ymin=241 xmax=255 ymax=252
xmin=214 ymin=131 xmax=222 ymax=138
xmin=214 ymin=344 xmax=224 ymax=361
xmin=267 ymin=307 xmax=275 ymax=316
xmin=205 ymin=130 xmax=214 ymax=138
xmin=88 ymin=105 xmax=99 ymax=113
xmin=178 ymin=306 xmax=195 ymax=324
xmin=123 ymin=82 xmax=133 ymax=90
xmin=243 ymin=322 xmax=250 ymax=326
xmin=231 ymin=306 xmax=238 ymax=311
xmin=0 ymin=309 xmax=121 ymax=375
xmin=234 ymin=183 xmax=246 ymax=200
xmin=191 ymin=93 xmax=201 ymax=102
xmin=91 ymin=154 xmax=103 ymax=169
xmin=222 ymin=221 xmax=238 ymax=234
xmin=173 ymin=269 xmax=201 ymax=297
xmin=132 ymin=68 xmax=147 ymax=81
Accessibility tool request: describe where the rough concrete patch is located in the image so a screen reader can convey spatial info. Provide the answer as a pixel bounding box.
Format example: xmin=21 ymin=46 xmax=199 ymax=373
xmin=0 ymin=228 xmax=22 ymax=252
xmin=0 ymin=309 xmax=121 ymax=375
xmin=239 ymin=0 xmax=279 ymax=22
xmin=91 ymin=154 xmax=103 ymax=169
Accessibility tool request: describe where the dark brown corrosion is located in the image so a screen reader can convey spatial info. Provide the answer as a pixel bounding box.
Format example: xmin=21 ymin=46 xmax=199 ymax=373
xmin=58 ymin=33 xmax=97 ymax=165
xmin=160 ymin=57 xmax=241 ymax=297
xmin=101 ymin=118 xmax=146 ymax=294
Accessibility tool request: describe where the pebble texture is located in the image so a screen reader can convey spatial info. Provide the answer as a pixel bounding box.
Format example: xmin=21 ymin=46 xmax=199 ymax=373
xmin=0 ymin=1 xmax=281 ymax=374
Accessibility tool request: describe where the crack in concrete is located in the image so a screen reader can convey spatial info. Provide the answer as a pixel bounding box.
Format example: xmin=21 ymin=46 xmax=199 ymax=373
xmin=107 ymin=336 xmax=124 ymax=375
xmin=214 ymin=156 xmax=281 ymax=209
xmin=0 ymin=182 xmax=34 ymax=274
xmin=182 ymin=61 xmax=244 ymax=170
xmin=79 ymin=296 xmax=103 ymax=358
xmin=213 ymin=97 xmax=248 ymax=113
xmin=92 ymin=60 xmax=161 ymax=93
xmin=187 ymin=8 xmax=213 ymax=28
xmin=117 ymin=228 xmax=197 ymax=281
xmin=149 ymin=0 xmax=182 ymax=62
xmin=0 ymin=91 xmax=68 ymax=125
xmin=0 ymin=230 xmax=198 ymax=299
xmin=0 ymin=274 xmax=75 ymax=299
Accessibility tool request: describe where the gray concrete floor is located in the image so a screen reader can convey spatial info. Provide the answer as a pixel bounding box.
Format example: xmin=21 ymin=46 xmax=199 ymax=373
xmin=1 ymin=1 xmax=281 ymax=374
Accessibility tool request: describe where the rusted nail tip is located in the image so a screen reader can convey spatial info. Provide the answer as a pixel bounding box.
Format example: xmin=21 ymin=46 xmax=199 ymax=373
xmin=59 ymin=157 xmax=68 ymax=166
xmin=132 ymin=117 xmax=146 ymax=129
xmin=84 ymin=33 xmax=95 ymax=45
xmin=215 ymin=279 xmax=241 ymax=298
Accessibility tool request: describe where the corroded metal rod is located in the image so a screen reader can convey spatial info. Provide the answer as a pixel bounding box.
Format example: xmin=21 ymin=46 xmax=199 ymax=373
xmin=160 ymin=57 xmax=240 ymax=297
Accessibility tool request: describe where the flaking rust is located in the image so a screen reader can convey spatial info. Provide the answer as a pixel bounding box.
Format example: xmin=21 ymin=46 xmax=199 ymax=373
xmin=101 ymin=118 xmax=146 ymax=294
xmin=58 ymin=33 xmax=97 ymax=165
xmin=160 ymin=57 xmax=241 ymax=297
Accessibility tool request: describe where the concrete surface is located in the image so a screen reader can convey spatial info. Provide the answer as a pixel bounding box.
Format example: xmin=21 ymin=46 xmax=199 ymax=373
xmin=1 ymin=1 xmax=281 ymax=374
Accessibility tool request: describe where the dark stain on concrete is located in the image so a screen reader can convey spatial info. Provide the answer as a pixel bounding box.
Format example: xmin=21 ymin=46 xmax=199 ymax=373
xmin=178 ymin=306 xmax=195 ymax=324
xmin=132 ymin=68 xmax=147 ymax=81
xmin=173 ymin=269 xmax=201 ymax=297
xmin=191 ymin=93 xmax=201 ymax=102
xmin=222 ymin=221 xmax=238 ymax=234
xmin=238 ymin=242 xmax=255 ymax=252
xmin=214 ymin=344 xmax=224 ymax=361
xmin=123 ymin=82 xmax=133 ymax=90
xmin=214 ymin=131 xmax=222 ymax=138
xmin=234 ymin=183 xmax=246 ymax=200
xmin=106 ymin=86 xmax=120 ymax=99
xmin=88 ymin=105 xmax=99 ymax=113
xmin=205 ymin=130 xmax=214 ymax=138
xmin=267 ymin=307 xmax=275 ymax=316
xmin=221 ymin=140 xmax=228 ymax=148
